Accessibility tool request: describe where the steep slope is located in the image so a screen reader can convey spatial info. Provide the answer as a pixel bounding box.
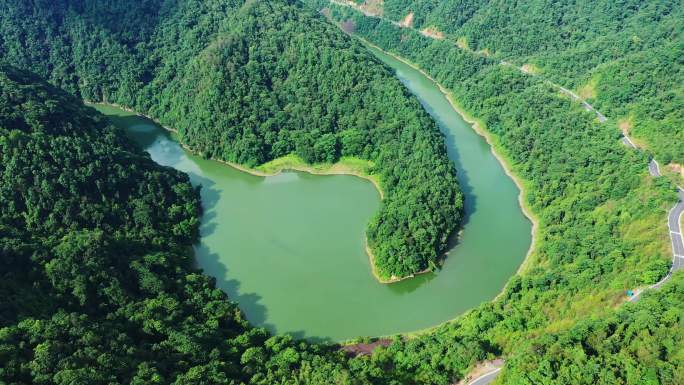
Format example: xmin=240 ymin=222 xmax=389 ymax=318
xmin=0 ymin=64 xmax=356 ymax=384
xmin=2 ymin=2 xmax=684 ymax=384
xmin=2 ymin=64 xmax=681 ymax=385
xmin=305 ymin=1 xmax=683 ymax=382
xmin=501 ymin=275 xmax=684 ymax=384
xmin=0 ymin=0 xmax=463 ymax=279
xmin=319 ymin=0 xmax=684 ymax=168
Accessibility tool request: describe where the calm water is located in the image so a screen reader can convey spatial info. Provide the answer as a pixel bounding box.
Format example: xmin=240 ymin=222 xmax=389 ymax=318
xmin=93 ymin=49 xmax=530 ymax=341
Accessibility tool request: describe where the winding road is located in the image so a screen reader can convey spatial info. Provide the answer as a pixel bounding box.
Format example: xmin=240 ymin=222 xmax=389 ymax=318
xmin=324 ymin=0 xmax=684 ymax=381
xmin=649 ymin=159 xmax=662 ymax=177
xmin=556 ymin=86 xmax=607 ymax=122
xmin=668 ymin=188 xmax=684 ymax=268
xmin=467 ymin=367 xmax=502 ymax=385
xmin=623 ymin=140 xmax=683 ymax=301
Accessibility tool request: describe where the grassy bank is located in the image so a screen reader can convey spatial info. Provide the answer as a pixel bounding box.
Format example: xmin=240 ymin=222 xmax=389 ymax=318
xmin=253 ymin=154 xmax=384 ymax=199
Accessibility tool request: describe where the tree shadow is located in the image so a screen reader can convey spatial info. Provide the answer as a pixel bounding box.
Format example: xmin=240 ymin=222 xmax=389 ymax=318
xmin=289 ymin=330 xmax=335 ymax=344
xmin=415 ymin=92 xmax=477 ymax=229
xmin=386 ymin=270 xmax=438 ymax=294
xmin=98 ymin=104 xmax=280 ymax=336
xmin=193 ymin=238 xmax=270 ymax=328
xmin=107 ymin=112 xmax=161 ymax=148
xmin=403 ymin=84 xmax=477 ymax=282
xmin=186 ymin=171 xmax=220 ymax=238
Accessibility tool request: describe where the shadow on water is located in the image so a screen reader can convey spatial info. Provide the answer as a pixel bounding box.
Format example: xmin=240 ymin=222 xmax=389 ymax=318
xmin=184 ymin=165 xmax=272 ymax=331
xmin=108 ymin=113 xmax=162 ymax=149
xmin=390 ymin=72 xmax=476 ymax=275
xmin=187 ymin=171 xmax=220 ymax=238
xmin=101 ymin=108 xmax=274 ymax=333
xmin=387 ymin=270 xmax=437 ymax=294
xmin=290 ymin=330 xmax=335 ymax=344
xmin=411 ymin=87 xmax=477 ymax=229
xmin=194 ymin=240 xmax=270 ymax=329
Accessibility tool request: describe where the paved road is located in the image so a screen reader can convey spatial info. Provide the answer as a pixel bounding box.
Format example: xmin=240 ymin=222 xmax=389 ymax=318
xmin=670 ymin=188 xmax=684 ymax=259
xmin=621 ymin=136 xmax=637 ymax=149
xmin=329 ymin=0 xmax=684 ymax=377
xmin=649 ymin=159 xmax=662 ymax=177
xmin=556 ymin=86 xmax=607 ymax=122
xmin=467 ymin=367 xmax=502 ymax=385
xmin=629 ymin=187 xmax=684 ymax=301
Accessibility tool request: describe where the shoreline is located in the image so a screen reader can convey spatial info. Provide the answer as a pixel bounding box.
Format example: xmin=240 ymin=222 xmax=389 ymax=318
xmin=87 ymin=102 xmax=384 ymax=198
xmin=90 ymin=38 xmax=539 ymax=339
xmin=359 ymin=39 xmax=539 ymax=277
xmin=209 ymin=154 xmax=437 ymax=284
xmin=365 ymin=240 xmax=434 ymax=284
xmin=89 ymin=38 xmax=539 ymax=318
xmin=353 ymin=38 xmax=540 ymax=329
xmin=89 ymin=101 xmax=441 ymax=285
xmin=86 ymin=101 xmax=181 ymax=134
xmin=223 ymin=157 xmax=385 ymax=200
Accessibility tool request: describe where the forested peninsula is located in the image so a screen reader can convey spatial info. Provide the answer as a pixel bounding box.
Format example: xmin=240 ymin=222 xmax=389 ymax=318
xmin=0 ymin=0 xmax=463 ymax=280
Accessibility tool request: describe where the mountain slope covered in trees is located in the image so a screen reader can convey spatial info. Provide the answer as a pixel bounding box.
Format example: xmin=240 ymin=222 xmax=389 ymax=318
xmin=0 ymin=0 xmax=463 ymax=279
xmin=0 ymin=67 xmax=681 ymax=385
xmin=0 ymin=64 xmax=358 ymax=385
xmin=2 ymin=1 xmax=684 ymax=384
xmin=304 ymin=1 xmax=684 ymax=382
xmin=321 ymin=0 xmax=684 ymax=169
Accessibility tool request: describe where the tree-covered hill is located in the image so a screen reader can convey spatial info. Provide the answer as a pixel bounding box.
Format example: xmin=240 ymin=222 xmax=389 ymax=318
xmin=1 ymin=1 xmax=684 ymax=384
xmin=0 ymin=64 xmax=356 ymax=384
xmin=0 ymin=0 xmax=463 ymax=279
xmin=2 ymin=65 xmax=681 ymax=385
xmin=303 ymin=1 xmax=683 ymax=382
xmin=318 ymin=0 xmax=684 ymax=168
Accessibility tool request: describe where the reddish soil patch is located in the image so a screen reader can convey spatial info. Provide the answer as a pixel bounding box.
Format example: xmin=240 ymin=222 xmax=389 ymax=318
xmin=399 ymin=12 xmax=414 ymax=28
xmin=420 ymin=27 xmax=445 ymax=39
xmin=520 ymin=64 xmax=539 ymax=75
xmin=667 ymin=163 xmax=684 ymax=178
xmin=341 ymin=339 xmax=392 ymax=356
xmin=618 ymin=118 xmax=632 ymax=135
xmin=359 ymin=0 xmax=384 ymax=17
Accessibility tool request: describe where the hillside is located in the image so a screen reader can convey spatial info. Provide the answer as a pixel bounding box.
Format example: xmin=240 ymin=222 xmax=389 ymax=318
xmin=1 ymin=67 xmax=681 ymax=384
xmin=0 ymin=64 xmax=311 ymax=383
xmin=318 ymin=0 xmax=684 ymax=170
xmin=0 ymin=0 xmax=463 ymax=279
xmin=2 ymin=1 xmax=684 ymax=384
xmin=306 ymin=0 xmax=684 ymax=381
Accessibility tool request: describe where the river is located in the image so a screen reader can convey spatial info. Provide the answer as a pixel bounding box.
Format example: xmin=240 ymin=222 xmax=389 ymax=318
xmin=93 ymin=48 xmax=531 ymax=341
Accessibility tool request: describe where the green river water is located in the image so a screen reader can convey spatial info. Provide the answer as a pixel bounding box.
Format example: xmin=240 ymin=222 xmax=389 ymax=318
xmin=94 ymin=47 xmax=531 ymax=341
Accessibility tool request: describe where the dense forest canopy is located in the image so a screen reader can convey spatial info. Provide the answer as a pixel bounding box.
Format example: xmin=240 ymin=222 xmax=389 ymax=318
xmin=0 ymin=69 xmax=680 ymax=385
xmin=0 ymin=0 xmax=464 ymax=279
xmin=306 ymin=1 xmax=684 ymax=383
xmin=2 ymin=0 xmax=684 ymax=384
xmin=318 ymin=0 xmax=684 ymax=167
